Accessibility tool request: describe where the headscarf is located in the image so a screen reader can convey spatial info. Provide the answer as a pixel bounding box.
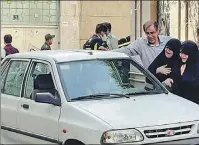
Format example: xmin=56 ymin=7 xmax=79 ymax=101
xmin=171 ymin=41 xmax=199 ymax=103
xmin=148 ymin=38 xmax=181 ymax=82
xmin=173 ymin=40 xmax=198 ymax=80
xmin=180 ymin=40 xmax=198 ymax=66
xmin=165 ymin=39 xmax=181 ymax=57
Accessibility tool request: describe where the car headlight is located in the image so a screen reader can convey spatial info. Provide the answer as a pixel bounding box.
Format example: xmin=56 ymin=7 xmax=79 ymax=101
xmin=101 ymin=129 xmax=144 ymax=144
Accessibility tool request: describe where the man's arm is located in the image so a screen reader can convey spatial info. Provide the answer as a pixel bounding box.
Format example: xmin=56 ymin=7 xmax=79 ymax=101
xmin=14 ymin=47 xmax=19 ymax=53
xmin=110 ymin=36 xmax=119 ymax=50
xmin=112 ymin=39 xmax=141 ymax=56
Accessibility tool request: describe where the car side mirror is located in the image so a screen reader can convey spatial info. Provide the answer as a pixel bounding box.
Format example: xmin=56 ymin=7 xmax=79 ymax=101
xmin=35 ymin=92 xmax=61 ymax=106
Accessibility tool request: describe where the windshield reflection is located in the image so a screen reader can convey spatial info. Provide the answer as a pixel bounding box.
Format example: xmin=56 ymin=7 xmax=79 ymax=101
xmin=58 ymin=59 xmax=164 ymax=100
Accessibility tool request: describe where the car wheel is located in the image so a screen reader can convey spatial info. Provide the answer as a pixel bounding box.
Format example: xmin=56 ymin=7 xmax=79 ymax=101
xmin=64 ymin=139 xmax=85 ymax=145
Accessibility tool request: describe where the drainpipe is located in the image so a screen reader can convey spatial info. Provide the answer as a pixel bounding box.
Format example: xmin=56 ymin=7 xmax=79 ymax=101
xmin=178 ymin=0 xmax=181 ymax=40
xmin=135 ymin=0 xmax=138 ymax=40
xmin=185 ymin=0 xmax=189 ymax=40
xmin=140 ymin=0 xmax=143 ymax=37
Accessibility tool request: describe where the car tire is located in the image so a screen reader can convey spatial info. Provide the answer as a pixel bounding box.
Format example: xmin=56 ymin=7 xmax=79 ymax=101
xmin=64 ymin=139 xmax=85 ymax=145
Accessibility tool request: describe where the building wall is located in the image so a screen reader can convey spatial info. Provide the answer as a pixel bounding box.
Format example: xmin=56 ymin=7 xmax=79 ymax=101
xmin=59 ymin=1 xmax=80 ymax=50
xmin=79 ymin=1 xmax=132 ymax=48
xmin=1 ymin=26 xmax=60 ymax=52
xmin=1 ymin=1 xmax=60 ymax=52
xmin=130 ymin=1 xmax=153 ymax=41
xmin=167 ymin=1 xmax=199 ymax=41
xmin=1 ymin=1 xmax=154 ymax=52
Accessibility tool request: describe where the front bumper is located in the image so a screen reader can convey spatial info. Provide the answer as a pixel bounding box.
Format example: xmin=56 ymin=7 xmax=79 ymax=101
xmin=149 ymin=137 xmax=199 ymax=144
xmin=101 ymin=121 xmax=199 ymax=145
xmin=100 ymin=138 xmax=199 ymax=145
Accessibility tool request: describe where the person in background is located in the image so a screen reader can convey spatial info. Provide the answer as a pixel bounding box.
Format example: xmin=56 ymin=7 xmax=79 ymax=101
xmin=164 ymin=40 xmax=199 ymax=104
xmin=113 ymin=20 xmax=172 ymax=69
xmin=148 ymin=38 xmax=182 ymax=83
xmin=41 ymin=34 xmax=55 ymax=50
xmin=83 ymin=23 xmax=108 ymax=50
xmin=3 ymin=34 xmax=19 ymax=56
xmin=102 ymin=22 xmax=119 ymax=50
xmin=118 ymin=36 xmax=131 ymax=48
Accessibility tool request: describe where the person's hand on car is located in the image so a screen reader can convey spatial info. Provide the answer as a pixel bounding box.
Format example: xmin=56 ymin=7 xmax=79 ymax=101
xmin=99 ymin=46 xmax=108 ymax=51
xmin=163 ymin=78 xmax=174 ymax=87
xmin=156 ymin=65 xmax=171 ymax=75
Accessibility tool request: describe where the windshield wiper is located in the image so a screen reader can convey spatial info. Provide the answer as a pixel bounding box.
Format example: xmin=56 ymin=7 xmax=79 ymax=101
xmin=71 ymin=93 xmax=130 ymax=101
xmin=125 ymin=90 xmax=163 ymax=96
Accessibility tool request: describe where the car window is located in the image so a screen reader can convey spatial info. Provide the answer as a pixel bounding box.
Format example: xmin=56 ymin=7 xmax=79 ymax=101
xmin=1 ymin=64 xmax=10 ymax=92
xmin=1 ymin=58 xmax=10 ymax=70
xmin=58 ymin=59 xmax=163 ymax=100
xmin=1 ymin=60 xmax=29 ymax=97
xmin=24 ymin=62 xmax=51 ymax=99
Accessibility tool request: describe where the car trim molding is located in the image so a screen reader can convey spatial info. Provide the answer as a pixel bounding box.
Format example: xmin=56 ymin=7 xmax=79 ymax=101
xmin=1 ymin=125 xmax=62 ymax=145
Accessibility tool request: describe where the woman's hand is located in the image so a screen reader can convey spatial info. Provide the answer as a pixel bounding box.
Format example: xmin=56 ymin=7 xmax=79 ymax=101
xmin=156 ymin=65 xmax=171 ymax=75
xmin=98 ymin=46 xmax=108 ymax=51
xmin=163 ymin=78 xmax=174 ymax=87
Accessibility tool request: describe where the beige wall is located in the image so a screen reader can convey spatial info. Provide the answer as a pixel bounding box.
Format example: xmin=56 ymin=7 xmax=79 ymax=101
xmin=1 ymin=25 xmax=59 ymax=52
xmin=59 ymin=1 xmax=80 ymax=49
xmin=1 ymin=1 xmax=155 ymax=52
xmin=79 ymin=1 xmax=132 ymax=48
xmin=130 ymin=1 xmax=154 ymax=41
xmin=60 ymin=1 xmax=155 ymax=49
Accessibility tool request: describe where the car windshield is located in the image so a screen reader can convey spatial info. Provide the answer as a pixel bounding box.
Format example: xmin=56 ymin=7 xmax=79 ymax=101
xmin=58 ymin=59 xmax=166 ymax=100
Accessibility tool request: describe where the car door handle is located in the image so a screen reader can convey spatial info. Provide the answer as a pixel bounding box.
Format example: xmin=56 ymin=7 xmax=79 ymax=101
xmin=21 ymin=104 xmax=29 ymax=109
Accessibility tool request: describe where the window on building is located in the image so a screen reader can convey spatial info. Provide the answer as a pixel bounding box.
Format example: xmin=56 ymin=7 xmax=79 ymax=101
xmin=1 ymin=0 xmax=59 ymax=25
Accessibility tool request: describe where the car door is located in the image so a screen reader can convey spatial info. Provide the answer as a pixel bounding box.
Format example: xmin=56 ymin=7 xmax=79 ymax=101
xmin=16 ymin=60 xmax=61 ymax=144
xmin=1 ymin=59 xmax=30 ymax=144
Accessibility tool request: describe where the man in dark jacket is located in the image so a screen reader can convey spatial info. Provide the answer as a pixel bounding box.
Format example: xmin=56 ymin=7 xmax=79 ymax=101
xmin=118 ymin=36 xmax=131 ymax=48
xmin=83 ymin=23 xmax=108 ymax=50
xmin=4 ymin=34 xmax=19 ymax=56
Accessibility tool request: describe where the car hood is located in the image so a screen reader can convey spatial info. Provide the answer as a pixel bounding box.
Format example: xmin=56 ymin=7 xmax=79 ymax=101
xmin=73 ymin=93 xmax=199 ymax=129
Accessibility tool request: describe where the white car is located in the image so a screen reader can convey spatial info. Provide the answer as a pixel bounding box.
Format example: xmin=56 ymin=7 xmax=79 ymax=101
xmin=1 ymin=50 xmax=199 ymax=145
xmin=1 ymin=48 xmax=6 ymax=61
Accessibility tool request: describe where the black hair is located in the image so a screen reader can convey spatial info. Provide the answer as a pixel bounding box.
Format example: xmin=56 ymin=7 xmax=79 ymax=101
xmin=4 ymin=34 xmax=12 ymax=43
xmin=95 ymin=23 xmax=107 ymax=34
xmin=103 ymin=22 xmax=111 ymax=32
xmin=197 ymin=27 xmax=199 ymax=36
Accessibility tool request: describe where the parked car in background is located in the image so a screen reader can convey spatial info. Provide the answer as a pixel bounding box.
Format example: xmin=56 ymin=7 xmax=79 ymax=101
xmin=1 ymin=50 xmax=199 ymax=144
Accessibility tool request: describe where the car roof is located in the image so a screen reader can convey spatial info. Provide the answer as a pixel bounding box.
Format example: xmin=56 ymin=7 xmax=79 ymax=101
xmin=5 ymin=49 xmax=129 ymax=63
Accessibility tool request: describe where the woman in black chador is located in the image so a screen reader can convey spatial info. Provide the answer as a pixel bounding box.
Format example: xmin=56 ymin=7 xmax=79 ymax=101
xmin=164 ymin=40 xmax=199 ymax=104
xmin=148 ymin=38 xmax=182 ymax=83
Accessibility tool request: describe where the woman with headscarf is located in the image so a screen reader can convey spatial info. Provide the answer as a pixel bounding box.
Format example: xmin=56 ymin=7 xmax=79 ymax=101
xmin=164 ymin=40 xmax=199 ymax=104
xmin=148 ymin=38 xmax=182 ymax=83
